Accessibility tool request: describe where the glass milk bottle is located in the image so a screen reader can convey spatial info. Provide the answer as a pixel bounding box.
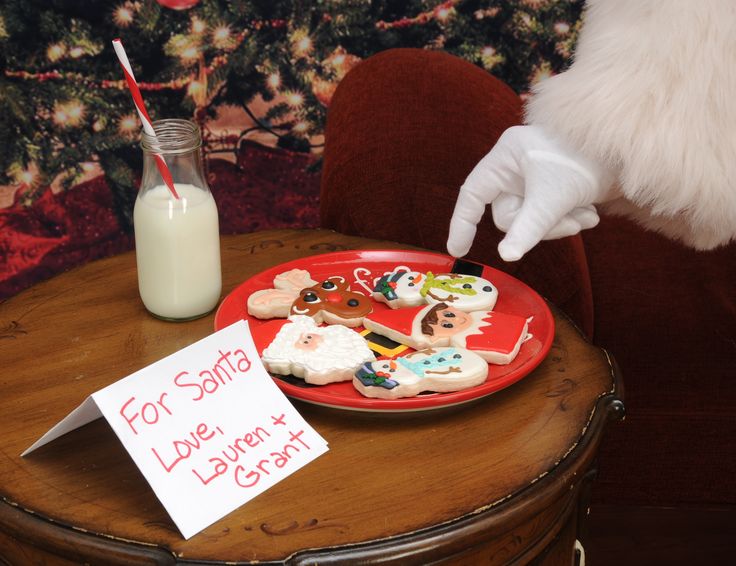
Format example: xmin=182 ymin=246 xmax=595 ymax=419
xmin=134 ymin=119 xmax=221 ymax=321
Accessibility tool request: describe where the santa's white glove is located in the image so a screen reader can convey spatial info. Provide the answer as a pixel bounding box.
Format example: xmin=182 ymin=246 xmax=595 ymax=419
xmin=447 ymin=125 xmax=615 ymax=261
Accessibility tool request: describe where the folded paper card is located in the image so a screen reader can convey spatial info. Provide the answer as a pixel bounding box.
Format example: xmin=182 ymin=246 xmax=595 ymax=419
xmin=22 ymin=320 xmax=329 ymax=539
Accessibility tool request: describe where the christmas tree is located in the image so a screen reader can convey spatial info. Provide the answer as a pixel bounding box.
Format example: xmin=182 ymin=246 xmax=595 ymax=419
xmin=0 ymin=0 xmax=583 ymax=230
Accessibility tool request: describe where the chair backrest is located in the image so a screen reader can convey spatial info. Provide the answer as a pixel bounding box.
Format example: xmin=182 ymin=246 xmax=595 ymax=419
xmin=320 ymin=48 xmax=594 ymax=336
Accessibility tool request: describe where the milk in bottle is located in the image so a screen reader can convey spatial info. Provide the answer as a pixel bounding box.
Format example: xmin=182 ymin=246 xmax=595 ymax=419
xmin=134 ymin=120 xmax=221 ymax=320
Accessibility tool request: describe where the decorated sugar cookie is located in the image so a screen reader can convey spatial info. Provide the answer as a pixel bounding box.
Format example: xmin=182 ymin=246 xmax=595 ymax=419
xmin=372 ymin=270 xmax=427 ymax=308
xmin=247 ymin=268 xmax=317 ymax=319
xmin=421 ymin=272 xmax=498 ymax=312
xmin=257 ymin=316 xmax=375 ymax=385
xmin=372 ymin=270 xmax=498 ymax=312
xmin=362 ymin=302 xmax=529 ymax=365
xmin=247 ymin=270 xmax=372 ymax=327
xmin=353 ymin=347 xmax=488 ymax=399
xmin=273 ymin=269 xmax=315 ymax=291
xmin=290 ymin=276 xmax=372 ymax=327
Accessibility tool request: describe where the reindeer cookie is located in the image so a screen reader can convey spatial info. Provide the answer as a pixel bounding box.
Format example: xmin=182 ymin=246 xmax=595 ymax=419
xmin=290 ymin=276 xmax=372 ymax=327
xmin=247 ymin=269 xmax=316 ymax=319
xmin=247 ymin=270 xmax=372 ymax=327
xmin=353 ymin=347 xmax=488 ymax=399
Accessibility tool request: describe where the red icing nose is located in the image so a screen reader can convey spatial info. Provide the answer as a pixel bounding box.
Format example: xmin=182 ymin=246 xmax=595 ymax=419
xmin=326 ymin=292 xmax=343 ymax=303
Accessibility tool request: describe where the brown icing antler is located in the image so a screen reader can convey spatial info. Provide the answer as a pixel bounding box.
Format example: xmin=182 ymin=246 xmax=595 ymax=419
xmin=246 ymin=269 xmax=317 ymax=320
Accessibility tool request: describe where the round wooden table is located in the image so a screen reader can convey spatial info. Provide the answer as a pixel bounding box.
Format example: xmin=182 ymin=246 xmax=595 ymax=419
xmin=0 ymin=229 xmax=623 ymax=565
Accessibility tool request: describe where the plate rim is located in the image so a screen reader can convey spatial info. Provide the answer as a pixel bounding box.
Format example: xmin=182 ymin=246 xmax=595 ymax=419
xmin=214 ymin=249 xmax=554 ymax=413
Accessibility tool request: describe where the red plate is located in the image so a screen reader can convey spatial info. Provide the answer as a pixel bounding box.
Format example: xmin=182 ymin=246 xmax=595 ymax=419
xmin=214 ymin=250 xmax=554 ymax=412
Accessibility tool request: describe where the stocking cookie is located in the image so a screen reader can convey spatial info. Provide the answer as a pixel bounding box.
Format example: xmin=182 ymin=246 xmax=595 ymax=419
xmin=257 ymin=315 xmax=375 ymax=385
xmin=353 ymin=347 xmax=488 ymax=399
xmin=363 ymin=302 xmax=529 ymax=365
xmin=290 ymin=276 xmax=372 ymax=327
xmin=247 ymin=269 xmax=317 ymax=319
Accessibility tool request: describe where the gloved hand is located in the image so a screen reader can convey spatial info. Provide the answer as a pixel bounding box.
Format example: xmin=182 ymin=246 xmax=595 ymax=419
xmin=447 ymin=125 xmax=616 ymax=261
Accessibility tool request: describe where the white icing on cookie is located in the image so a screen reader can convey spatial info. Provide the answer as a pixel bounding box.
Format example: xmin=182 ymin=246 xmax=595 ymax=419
xmin=247 ymin=288 xmax=296 ymax=319
xmin=261 ymin=316 xmax=375 ymax=385
xmin=273 ymin=269 xmax=317 ymax=291
xmin=422 ymin=273 xmax=498 ymax=312
xmin=372 ymin=270 xmax=427 ymax=309
xmin=353 ymin=347 xmax=488 ymax=399
xmin=372 ymin=270 xmax=498 ymax=312
xmin=247 ymin=268 xmax=317 ymax=320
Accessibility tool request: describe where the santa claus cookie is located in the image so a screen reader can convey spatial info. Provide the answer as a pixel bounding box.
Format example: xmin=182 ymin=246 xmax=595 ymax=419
xmin=247 ymin=268 xmax=317 ymax=319
xmin=372 ymin=270 xmax=498 ymax=312
xmin=255 ymin=316 xmax=375 ymax=385
xmin=363 ymin=302 xmax=528 ymax=365
xmin=290 ymin=276 xmax=372 ymax=327
xmin=353 ymin=347 xmax=488 ymax=399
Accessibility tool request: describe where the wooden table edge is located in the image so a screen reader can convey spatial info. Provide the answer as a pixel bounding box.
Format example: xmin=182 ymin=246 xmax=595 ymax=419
xmin=0 ymin=229 xmax=625 ymax=564
xmin=1 ymin=362 xmax=623 ymax=565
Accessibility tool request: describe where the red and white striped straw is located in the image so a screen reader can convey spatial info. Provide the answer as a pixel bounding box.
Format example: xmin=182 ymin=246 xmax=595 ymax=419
xmin=112 ymin=38 xmax=180 ymax=200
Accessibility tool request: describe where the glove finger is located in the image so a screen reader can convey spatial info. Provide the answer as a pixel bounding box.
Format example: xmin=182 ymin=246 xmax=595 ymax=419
xmin=447 ymin=147 xmax=520 ymax=258
xmin=494 ymin=194 xmax=588 ymax=240
xmin=539 ymin=216 xmax=584 ymax=240
xmin=447 ymin=214 xmax=479 ymax=258
xmin=464 ymin=138 xmax=524 ymax=196
xmin=497 ymin=195 xmax=580 ymax=261
xmin=568 ymin=205 xmax=600 ymax=231
xmin=539 ymin=206 xmax=600 ymax=240
xmin=491 ymin=193 xmax=523 ymax=232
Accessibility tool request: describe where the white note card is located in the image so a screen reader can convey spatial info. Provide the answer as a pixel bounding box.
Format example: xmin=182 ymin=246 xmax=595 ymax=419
xmin=23 ymin=320 xmax=329 ymax=539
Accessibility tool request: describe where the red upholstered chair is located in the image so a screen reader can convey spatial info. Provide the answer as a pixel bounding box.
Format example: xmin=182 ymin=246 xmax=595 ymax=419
xmin=321 ymin=48 xmax=595 ymax=338
xmin=320 ymin=48 xmax=736 ymax=508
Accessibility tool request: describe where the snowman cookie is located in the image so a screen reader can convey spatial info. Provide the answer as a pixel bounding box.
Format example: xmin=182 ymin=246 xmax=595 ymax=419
xmin=353 ymin=347 xmax=488 ymax=399
xmin=422 ymin=272 xmax=498 ymax=312
xmin=372 ymin=270 xmax=427 ymax=309
xmin=372 ymin=270 xmax=498 ymax=312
